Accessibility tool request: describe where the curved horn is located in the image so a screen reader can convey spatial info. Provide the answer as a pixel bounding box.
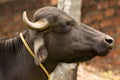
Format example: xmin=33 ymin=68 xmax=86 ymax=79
xmin=22 ymin=11 xmax=49 ymax=30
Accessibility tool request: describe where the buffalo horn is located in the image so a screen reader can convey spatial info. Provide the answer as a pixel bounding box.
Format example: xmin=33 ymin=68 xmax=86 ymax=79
xmin=22 ymin=11 xmax=49 ymax=30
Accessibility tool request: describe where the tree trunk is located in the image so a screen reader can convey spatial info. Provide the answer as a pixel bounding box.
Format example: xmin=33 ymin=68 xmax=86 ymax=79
xmin=50 ymin=0 xmax=82 ymax=80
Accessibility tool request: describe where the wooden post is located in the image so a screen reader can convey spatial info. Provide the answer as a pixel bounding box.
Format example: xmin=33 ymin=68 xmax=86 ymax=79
xmin=50 ymin=0 xmax=82 ymax=80
xmin=57 ymin=0 xmax=82 ymax=23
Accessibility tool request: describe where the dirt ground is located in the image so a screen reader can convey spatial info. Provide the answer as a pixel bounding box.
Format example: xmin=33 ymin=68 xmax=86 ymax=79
xmin=77 ymin=63 xmax=120 ymax=80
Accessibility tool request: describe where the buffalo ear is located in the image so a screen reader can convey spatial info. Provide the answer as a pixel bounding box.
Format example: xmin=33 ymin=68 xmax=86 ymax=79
xmin=34 ymin=37 xmax=48 ymax=65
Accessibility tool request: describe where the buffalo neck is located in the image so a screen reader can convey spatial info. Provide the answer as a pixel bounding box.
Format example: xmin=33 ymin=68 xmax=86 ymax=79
xmin=0 ymin=31 xmax=30 ymax=56
xmin=0 ymin=31 xmax=58 ymax=80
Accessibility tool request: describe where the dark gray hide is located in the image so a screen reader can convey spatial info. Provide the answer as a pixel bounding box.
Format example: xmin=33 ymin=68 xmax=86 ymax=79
xmin=0 ymin=6 xmax=114 ymax=80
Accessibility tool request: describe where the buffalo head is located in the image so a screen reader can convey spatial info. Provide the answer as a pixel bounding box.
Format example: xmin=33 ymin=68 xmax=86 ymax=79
xmin=22 ymin=6 xmax=114 ymax=64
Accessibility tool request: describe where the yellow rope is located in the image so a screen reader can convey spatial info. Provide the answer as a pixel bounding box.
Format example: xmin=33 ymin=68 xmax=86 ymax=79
xmin=20 ymin=33 xmax=50 ymax=80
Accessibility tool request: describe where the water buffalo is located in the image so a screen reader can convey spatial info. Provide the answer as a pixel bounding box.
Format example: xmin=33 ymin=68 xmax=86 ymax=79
xmin=0 ymin=6 xmax=114 ymax=80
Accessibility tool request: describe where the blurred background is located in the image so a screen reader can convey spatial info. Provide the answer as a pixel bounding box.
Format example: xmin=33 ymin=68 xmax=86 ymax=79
xmin=0 ymin=0 xmax=120 ymax=79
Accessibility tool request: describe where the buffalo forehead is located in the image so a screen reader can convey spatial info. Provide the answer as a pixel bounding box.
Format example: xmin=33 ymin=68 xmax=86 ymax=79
xmin=33 ymin=6 xmax=71 ymax=22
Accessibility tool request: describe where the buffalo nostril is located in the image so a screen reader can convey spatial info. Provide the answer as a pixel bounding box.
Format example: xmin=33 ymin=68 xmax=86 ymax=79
xmin=104 ymin=36 xmax=114 ymax=47
xmin=105 ymin=38 xmax=113 ymax=44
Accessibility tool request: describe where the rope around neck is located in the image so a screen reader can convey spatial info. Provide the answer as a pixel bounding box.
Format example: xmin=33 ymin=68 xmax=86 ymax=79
xmin=20 ymin=33 xmax=50 ymax=80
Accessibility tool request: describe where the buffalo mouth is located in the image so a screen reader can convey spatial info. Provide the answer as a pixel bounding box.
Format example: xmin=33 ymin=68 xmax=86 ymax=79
xmin=94 ymin=44 xmax=113 ymax=56
xmin=64 ymin=48 xmax=112 ymax=63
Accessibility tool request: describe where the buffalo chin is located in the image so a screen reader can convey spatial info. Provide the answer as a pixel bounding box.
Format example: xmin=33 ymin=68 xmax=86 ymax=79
xmin=97 ymin=49 xmax=111 ymax=56
xmin=64 ymin=53 xmax=96 ymax=63
xmin=63 ymin=49 xmax=111 ymax=63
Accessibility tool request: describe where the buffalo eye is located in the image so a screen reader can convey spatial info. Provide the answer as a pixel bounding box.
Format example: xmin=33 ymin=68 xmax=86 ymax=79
xmin=52 ymin=21 xmax=72 ymax=34
xmin=66 ymin=21 xmax=74 ymax=26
